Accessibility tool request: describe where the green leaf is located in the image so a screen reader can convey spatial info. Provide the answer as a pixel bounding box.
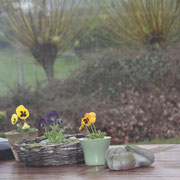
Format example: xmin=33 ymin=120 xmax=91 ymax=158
xmin=74 ymin=40 xmax=80 ymax=47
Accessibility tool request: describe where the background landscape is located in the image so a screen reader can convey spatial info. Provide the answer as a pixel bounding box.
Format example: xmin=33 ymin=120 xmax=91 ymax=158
xmin=0 ymin=0 xmax=180 ymax=144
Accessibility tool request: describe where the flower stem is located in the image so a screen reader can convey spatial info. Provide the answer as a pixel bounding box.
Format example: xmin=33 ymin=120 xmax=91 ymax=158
xmin=90 ymin=125 xmax=95 ymax=134
xmin=92 ymin=123 xmax=97 ymax=134
xmin=86 ymin=126 xmax=90 ymax=135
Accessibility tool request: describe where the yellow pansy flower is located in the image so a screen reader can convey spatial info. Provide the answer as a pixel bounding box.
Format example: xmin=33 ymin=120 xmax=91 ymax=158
xmin=79 ymin=117 xmax=91 ymax=131
xmin=89 ymin=112 xmax=96 ymax=124
xmin=11 ymin=114 xmax=18 ymax=125
xmin=22 ymin=122 xmax=30 ymax=130
xmin=84 ymin=112 xmax=96 ymax=124
xmin=16 ymin=105 xmax=29 ymax=120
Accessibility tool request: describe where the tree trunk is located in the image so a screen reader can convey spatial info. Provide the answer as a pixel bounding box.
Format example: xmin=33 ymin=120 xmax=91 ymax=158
xmin=42 ymin=55 xmax=55 ymax=84
xmin=31 ymin=43 xmax=58 ymax=84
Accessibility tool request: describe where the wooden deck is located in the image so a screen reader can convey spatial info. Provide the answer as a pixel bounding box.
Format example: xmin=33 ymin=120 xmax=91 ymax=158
xmin=0 ymin=144 xmax=180 ymax=180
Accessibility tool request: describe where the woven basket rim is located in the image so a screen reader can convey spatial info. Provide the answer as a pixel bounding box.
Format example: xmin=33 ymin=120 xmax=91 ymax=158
xmin=15 ymin=134 xmax=86 ymax=148
xmin=5 ymin=129 xmax=38 ymax=135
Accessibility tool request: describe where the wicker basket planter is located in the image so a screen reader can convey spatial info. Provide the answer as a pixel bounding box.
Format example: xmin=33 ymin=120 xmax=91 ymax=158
xmin=15 ymin=134 xmax=85 ymax=166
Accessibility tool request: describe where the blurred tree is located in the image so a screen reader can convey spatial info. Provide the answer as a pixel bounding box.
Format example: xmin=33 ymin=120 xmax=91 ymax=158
xmin=0 ymin=0 xmax=97 ymax=83
xmin=101 ymin=0 xmax=180 ymax=49
xmin=73 ymin=16 xmax=118 ymax=59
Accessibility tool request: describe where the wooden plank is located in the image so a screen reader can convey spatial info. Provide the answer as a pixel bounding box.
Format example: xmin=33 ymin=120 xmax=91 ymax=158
xmin=0 ymin=145 xmax=180 ymax=180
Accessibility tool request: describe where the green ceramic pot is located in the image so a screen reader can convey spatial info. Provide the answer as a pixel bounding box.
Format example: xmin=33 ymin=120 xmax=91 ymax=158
xmin=80 ymin=136 xmax=111 ymax=166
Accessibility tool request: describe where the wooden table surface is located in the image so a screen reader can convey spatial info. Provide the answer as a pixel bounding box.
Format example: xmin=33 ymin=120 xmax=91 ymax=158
xmin=0 ymin=144 xmax=180 ymax=180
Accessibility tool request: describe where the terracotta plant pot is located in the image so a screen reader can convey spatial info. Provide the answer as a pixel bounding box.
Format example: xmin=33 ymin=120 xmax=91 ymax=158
xmin=5 ymin=129 xmax=38 ymax=161
xmin=80 ymin=136 xmax=111 ymax=166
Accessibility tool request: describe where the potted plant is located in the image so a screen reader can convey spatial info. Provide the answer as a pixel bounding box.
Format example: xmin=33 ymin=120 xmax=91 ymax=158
xmin=5 ymin=105 xmax=38 ymax=161
xmin=79 ymin=112 xmax=111 ymax=166
xmin=15 ymin=110 xmax=85 ymax=166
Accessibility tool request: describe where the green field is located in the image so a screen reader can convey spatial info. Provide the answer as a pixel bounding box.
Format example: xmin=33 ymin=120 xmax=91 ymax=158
xmin=131 ymin=138 xmax=180 ymax=145
xmin=0 ymin=48 xmax=80 ymax=96
xmin=0 ymin=130 xmax=179 ymax=144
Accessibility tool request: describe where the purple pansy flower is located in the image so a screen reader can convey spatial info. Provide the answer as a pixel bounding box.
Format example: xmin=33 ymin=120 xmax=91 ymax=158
xmin=38 ymin=118 xmax=46 ymax=130
xmin=46 ymin=110 xmax=60 ymax=125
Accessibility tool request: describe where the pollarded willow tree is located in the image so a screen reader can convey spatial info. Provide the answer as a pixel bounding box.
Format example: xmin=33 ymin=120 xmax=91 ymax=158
xmin=0 ymin=0 xmax=97 ymax=83
xmin=101 ymin=0 xmax=180 ymax=48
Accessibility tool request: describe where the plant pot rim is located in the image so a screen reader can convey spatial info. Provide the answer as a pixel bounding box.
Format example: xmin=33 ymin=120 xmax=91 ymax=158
xmin=79 ymin=136 xmax=111 ymax=142
xmin=15 ymin=134 xmax=86 ymax=148
xmin=5 ymin=129 xmax=38 ymax=136
xmin=16 ymin=137 xmax=80 ymax=148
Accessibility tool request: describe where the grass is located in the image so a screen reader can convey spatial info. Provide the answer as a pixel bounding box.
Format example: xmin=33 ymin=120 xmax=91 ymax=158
xmin=0 ymin=47 xmax=80 ymax=96
xmin=0 ymin=132 xmax=5 ymax=138
xmin=125 ymin=138 xmax=180 ymax=145
xmin=0 ymin=129 xmax=179 ymax=144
